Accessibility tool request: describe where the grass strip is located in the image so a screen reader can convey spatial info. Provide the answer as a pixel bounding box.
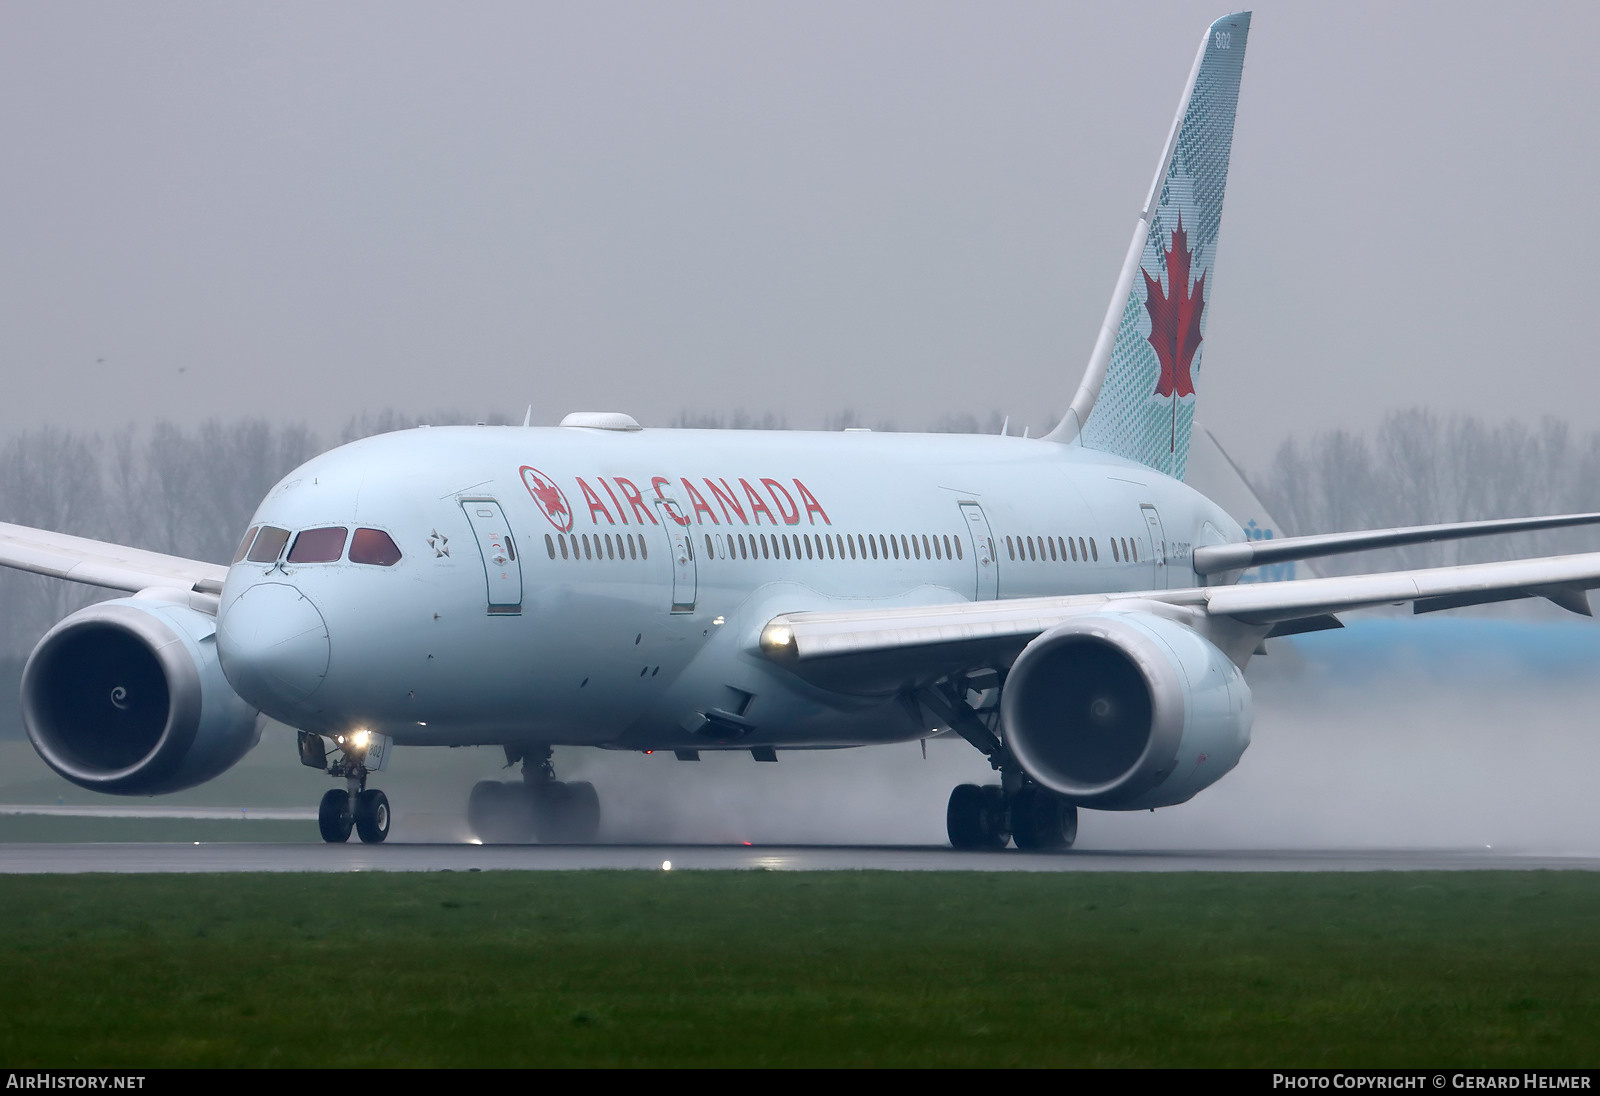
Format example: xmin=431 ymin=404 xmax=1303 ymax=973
xmin=1 ymin=870 xmax=1597 ymax=1067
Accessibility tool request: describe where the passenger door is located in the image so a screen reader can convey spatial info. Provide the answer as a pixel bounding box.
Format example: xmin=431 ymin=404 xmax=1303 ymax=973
xmin=459 ymin=498 xmax=523 ymax=615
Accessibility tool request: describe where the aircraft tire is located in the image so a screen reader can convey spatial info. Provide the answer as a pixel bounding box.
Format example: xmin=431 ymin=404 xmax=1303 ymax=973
xmin=468 ymin=780 xmax=531 ymax=843
xmin=559 ymin=781 xmax=601 ymax=843
xmin=946 ymin=784 xmax=1007 ymax=850
xmin=355 ymin=788 xmax=391 ymax=844
xmin=1010 ymin=785 xmax=1077 ymax=851
xmin=318 ymin=788 xmax=353 ymax=843
xmin=532 ymin=781 xmax=601 ymax=843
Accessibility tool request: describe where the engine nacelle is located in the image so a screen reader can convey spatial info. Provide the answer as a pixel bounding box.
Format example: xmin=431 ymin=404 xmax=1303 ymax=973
xmin=1000 ymin=610 xmax=1252 ymax=810
xmin=21 ymin=596 xmax=262 ymax=795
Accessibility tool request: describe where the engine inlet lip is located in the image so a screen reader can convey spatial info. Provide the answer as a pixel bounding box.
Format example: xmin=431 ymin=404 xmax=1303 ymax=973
xmin=21 ymin=603 xmax=204 ymax=789
xmin=1001 ymin=618 xmax=1186 ymax=802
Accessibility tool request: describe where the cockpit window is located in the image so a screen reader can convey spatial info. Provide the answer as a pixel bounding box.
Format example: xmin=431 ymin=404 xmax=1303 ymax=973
xmin=349 ymin=528 xmax=402 ymax=567
xmin=288 ymin=526 xmax=348 ymax=563
xmin=246 ymin=526 xmax=291 ymax=563
xmin=232 ymin=526 xmax=260 ymax=564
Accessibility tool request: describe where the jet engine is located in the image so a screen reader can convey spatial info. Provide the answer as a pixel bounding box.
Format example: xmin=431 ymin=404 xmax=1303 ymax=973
xmin=21 ymin=597 xmax=261 ymax=795
xmin=1000 ymin=611 xmax=1252 ymax=810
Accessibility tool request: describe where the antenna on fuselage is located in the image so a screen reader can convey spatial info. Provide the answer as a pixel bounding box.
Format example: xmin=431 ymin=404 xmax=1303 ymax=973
xmin=1000 ymin=416 xmax=1010 ymax=436
xmin=522 ymin=405 xmax=532 ymax=428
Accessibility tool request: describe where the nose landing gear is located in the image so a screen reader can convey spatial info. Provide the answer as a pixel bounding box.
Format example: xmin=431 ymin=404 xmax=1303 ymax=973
xmin=303 ymin=730 xmax=392 ymax=844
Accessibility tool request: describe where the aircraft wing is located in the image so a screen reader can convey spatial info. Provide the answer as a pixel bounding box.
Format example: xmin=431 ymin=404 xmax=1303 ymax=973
xmin=0 ymin=521 xmax=226 ymax=598
xmin=758 ymin=551 xmax=1600 ymax=693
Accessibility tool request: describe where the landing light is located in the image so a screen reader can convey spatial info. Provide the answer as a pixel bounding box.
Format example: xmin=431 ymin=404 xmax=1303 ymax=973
xmin=759 ymin=622 xmax=796 ymax=661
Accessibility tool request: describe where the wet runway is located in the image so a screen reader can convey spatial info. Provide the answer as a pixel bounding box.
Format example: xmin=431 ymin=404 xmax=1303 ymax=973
xmin=3 ymin=842 xmax=1599 ymax=874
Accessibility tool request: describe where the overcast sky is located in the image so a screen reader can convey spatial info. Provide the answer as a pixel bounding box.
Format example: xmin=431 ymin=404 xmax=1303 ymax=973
xmin=2 ymin=1 xmax=1596 ymax=470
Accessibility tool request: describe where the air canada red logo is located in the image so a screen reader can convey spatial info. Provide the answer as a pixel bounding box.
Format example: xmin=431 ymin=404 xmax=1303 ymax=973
xmin=1142 ymin=213 xmax=1207 ymax=451
xmin=520 ymin=466 xmax=573 ymax=532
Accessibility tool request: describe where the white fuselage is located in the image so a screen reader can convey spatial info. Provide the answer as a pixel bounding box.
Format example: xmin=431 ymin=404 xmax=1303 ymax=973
xmin=215 ymin=424 xmax=1241 ymax=751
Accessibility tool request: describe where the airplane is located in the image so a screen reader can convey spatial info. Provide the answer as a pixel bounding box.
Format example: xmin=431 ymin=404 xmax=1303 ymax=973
xmin=9 ymin=9 xmax=1600 ymax=851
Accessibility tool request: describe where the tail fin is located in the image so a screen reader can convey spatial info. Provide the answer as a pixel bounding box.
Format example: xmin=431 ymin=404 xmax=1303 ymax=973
xmin=1045 ymin=11 xmax=1251 ymax=481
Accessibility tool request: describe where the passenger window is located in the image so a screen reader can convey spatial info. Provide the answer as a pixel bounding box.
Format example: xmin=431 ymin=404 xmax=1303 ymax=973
xmin=705 ymin=534 xmax=714 ymax=560
xmin=954 ymin=537 xmax=963 ymax=560
xmin=288 ymin=526 xmax=348 ymax=564
xmin=1049 ymin=537 xmax=1058 ymax=562
xmin=545 ymin=534 xmax=556 ymax=559
xmin=233 ymin=526 xmax=260 ymax=564
xmin=350 ymin=527 xmax=401 ymax=566
xmin=1090 ymin=538 xmax=1098 ymax=562
xmin=1006 ymin=536 xmax=1015 ymax=561
xmin=247 ymin=526 xmax=291 ymax=563
xmin=559 ymin=536 xmax=569 ymax=560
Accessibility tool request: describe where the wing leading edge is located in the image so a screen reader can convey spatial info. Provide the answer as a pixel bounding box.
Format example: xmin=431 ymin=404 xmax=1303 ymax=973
xmin=0 ymin=521 xmax=225 ymax=603
xmin=758 ymin=551 xmax=1600 ymax=694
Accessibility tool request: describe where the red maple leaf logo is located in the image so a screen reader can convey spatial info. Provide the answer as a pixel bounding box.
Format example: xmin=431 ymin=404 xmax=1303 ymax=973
xmin=521 ymin=466 xmax=573 ymax=532
xmin=1142 ymin=213 xmax=1207 ymax=451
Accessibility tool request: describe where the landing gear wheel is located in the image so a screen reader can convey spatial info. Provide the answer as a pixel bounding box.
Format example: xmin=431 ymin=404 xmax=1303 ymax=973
xmin=355 ymin=788 xmax=391 ymax=844
xmin=318 ymin=789 xmax=353 ymax=843
xmin=1010 ymin=785 xmax=1078 ymax=850
xmin=534 ymin=781 xmax=600 ymax=844
xmin=468 ymin=780 xmax=532 ymax=843
xmin=947 ymin=783 xmax=1008 ymax=849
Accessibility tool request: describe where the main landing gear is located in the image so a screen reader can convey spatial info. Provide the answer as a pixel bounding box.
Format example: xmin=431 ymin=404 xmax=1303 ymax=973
xmin=467 ymin=745 xmax=601 ymax=844
xmin=917 ymin=673 xmax=1079 ymax=852
xmin=946 ymin=782 xmax=1077 ymax=850
xmin=302 ymin=730 xmax=392 ymax=844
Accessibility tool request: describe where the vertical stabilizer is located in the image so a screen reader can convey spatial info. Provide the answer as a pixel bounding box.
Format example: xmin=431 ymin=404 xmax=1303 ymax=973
xmin=1046 ymin=12 xmax=1250 ymax=481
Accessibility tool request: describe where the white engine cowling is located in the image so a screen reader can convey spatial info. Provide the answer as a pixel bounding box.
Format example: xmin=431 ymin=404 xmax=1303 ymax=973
xmin=21 ymin=597 xmax=262 ymax=795
xmin=1000 ymin=611 xmax=1252 ymax=810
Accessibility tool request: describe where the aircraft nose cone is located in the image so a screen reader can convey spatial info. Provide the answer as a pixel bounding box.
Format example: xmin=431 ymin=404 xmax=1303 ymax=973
xmin=217 ymin=582 xmax=331 ymax=707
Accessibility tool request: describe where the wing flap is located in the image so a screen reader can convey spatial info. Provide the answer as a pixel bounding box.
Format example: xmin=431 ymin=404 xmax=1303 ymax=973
xmin=1205 ymin=552 xmax=1600 ymax=624
xmin=0 ymin=521 xmax=226 ymax=595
